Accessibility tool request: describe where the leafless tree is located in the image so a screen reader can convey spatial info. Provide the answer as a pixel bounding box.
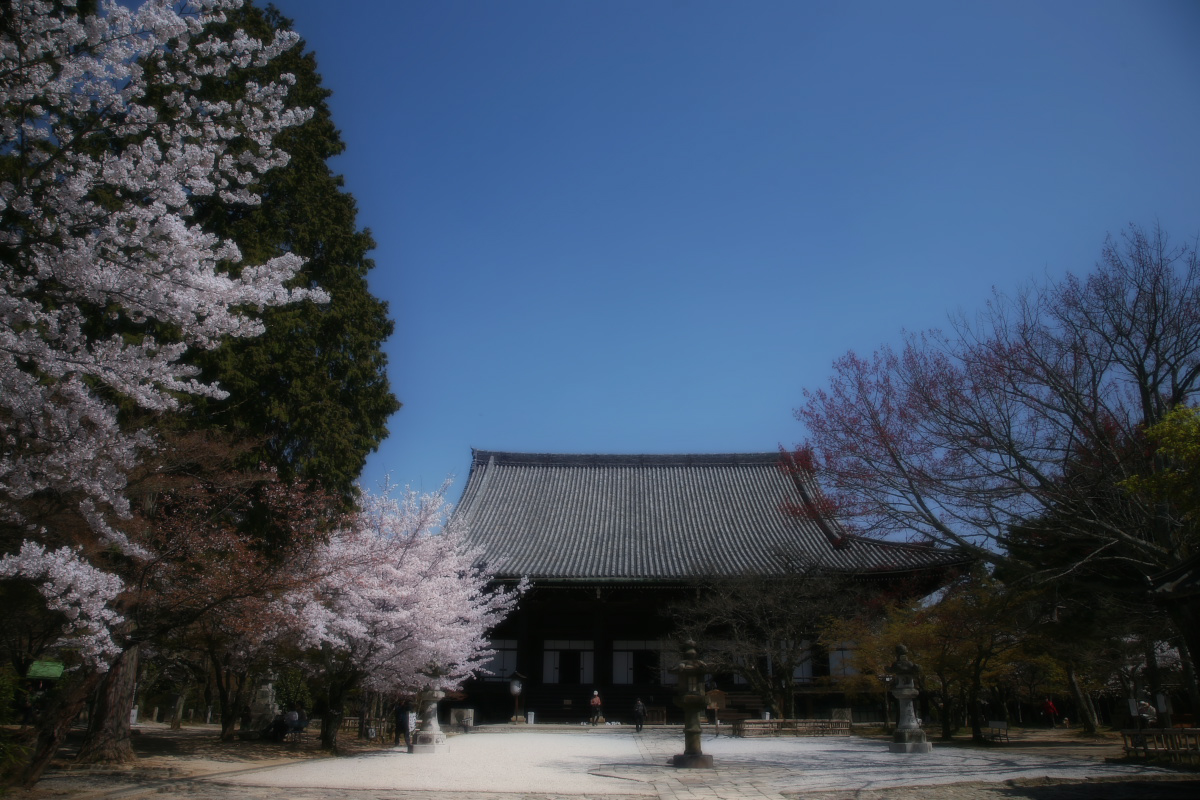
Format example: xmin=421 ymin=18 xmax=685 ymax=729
xmin=795 ymin=224 xmax=1200 ymax=666
xmin=670 ymin=563 xmax=865 ymax=718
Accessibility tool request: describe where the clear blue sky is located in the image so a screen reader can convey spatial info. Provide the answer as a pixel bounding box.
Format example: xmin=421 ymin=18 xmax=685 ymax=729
xmin=268 ymin=0 xmax=1200 ymax=499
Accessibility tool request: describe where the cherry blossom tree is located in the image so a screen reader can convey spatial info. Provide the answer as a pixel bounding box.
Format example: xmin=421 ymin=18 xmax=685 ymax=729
xmin=288 ymin=484 xmax=523 ymax=751
xmin=0 ymin=542 xmax=124 ymax=669
xmin=1 ymin=1 xmax=325 ymax=785
xmin=2 ymin=0 xmax=317 ymax=624
xmin=1 ymin=0 xmax=321 ymax=540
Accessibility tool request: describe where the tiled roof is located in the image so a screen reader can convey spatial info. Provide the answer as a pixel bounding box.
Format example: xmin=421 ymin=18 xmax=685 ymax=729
xmin=456 ymin=451 xmax=967 ymax=581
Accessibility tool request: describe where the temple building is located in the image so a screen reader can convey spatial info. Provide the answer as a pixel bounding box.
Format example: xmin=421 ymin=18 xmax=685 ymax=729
xmin=455 ymin=450 xmax=968 ymax=723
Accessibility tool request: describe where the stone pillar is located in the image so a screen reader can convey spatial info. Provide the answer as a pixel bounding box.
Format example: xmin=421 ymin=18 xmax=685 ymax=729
xmin=671 ymin=640 xmax=714 ymax=768
xmin=411 ymin=687 xmax=449 ymax=754
xmin=888 ymin=645 xmax=933 ymax=754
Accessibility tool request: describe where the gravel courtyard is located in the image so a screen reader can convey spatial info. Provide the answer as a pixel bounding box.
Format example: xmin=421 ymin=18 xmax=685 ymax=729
xmin=13 ymin=723 xmax=1199 ymax=800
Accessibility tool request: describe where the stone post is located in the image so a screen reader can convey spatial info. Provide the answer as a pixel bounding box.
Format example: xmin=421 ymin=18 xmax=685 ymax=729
xmin=887 ymin=645 xmax=933 ymax=754
xmin=671 ymin=640 xmax=714 ymax=768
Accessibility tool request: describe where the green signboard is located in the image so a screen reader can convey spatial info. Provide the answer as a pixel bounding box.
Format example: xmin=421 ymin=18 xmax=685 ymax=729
xmin=27 ymin=661 xmax=64 ymax=680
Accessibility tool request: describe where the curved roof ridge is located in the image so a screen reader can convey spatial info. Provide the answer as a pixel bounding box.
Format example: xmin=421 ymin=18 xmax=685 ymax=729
xmin=471 ymin=450 xmax=781 ymax=468
xmin=841 ymin=533 xmax=954 ymax=552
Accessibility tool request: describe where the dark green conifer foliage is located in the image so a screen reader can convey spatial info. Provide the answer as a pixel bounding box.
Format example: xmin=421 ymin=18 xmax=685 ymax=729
xmin=187 ymin=3 xmax=399 ymax=502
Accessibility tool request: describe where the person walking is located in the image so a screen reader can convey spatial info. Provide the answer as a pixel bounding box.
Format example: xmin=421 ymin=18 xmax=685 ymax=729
xmin=633 ymin=697 xmax=647 ymax=733
xmin=394 ymin=700 xmax=413 ymax=748
xmin=589 ymin=690 xmax=603 ymax=725
xmin=1041 ymin=698 xmax=1058 ymax=728
xmin=291 ymin=705 xmax=307 ymax=736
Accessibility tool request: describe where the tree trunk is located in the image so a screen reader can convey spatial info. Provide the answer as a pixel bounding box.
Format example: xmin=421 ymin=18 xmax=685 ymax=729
xmin=938 ymin=675 xmax=953 ymax=740
xmin=1179 ymin=643 xmax=1200 ymax=718
xmin=217 ymin=670 xmax=252 ymax=741
xmin=320 ymin=681 xmax=346 ymax=752
xmin=1164 ymin=599 xmax=1200 ymax=699
xmin=1065 ymin=662 xmax=1098 ymax=734
xmin=968 ymin=664 xmax=985 ymax=742
xmin=1084 ymin=686 xmax=1101 ymax=727
xmin=169 ymin=690 xmax=187 ymax=730
xmin=316 ymin=650 xmax=359 ymax=752
xmin=208 ymin=644 xmax=254 ymax=742
xmin=76 ymin=645 xmax=140 ymax=764
xmin=12 ymin=670 xmax=105 ymax=788
xmin=1144 ymin=637 xmax=1162 ymax=701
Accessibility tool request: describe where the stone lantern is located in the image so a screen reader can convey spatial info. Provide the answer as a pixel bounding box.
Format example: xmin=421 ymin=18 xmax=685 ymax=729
xmin=412 ymin=667 xmax=450 ymax=754
xmin=671 ymin=640 xmax=714 ymax=768
xmin=887 ymin=645 xmax=932 ymax=754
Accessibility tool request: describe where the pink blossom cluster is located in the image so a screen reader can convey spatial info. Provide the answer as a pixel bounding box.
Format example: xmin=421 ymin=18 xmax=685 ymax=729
xmin=1 ymin=1 xmax=323 ymax=667
xmin=0 ymin=542 xmax=124 ymax=669
xmin=288 ymin=484 xmax=524 ymax=693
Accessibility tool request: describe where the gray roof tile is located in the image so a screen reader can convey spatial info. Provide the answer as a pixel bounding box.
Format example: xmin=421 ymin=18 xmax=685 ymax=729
xmin=456 ymin=451 xmax=967 ymax=580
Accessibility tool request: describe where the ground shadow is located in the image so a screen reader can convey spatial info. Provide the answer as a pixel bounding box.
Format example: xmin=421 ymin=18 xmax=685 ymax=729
xmin=998 ymin=778 xmax=1200 ymax=799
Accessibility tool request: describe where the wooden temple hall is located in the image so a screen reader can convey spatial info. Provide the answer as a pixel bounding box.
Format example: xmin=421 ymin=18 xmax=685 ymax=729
xmin=455 ymin=450 xmax=967 ymax=724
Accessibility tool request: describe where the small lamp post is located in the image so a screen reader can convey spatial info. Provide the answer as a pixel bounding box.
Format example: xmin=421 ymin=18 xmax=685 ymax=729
xmin=509 ymin=672 xmax=525 ymax=723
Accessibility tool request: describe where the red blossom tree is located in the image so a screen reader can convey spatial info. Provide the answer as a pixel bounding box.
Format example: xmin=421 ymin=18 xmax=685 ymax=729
xmin=74 ymin=442 xmax=341 ymax=764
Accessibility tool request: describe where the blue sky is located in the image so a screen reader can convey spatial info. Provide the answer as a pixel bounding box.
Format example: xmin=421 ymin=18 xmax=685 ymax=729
xmin=267 ymin=0 xmax=1200 ymax=499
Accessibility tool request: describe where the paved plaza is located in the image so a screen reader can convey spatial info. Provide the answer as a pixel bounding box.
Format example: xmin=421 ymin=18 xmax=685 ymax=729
xmin=36 ymin=726 xmax=1195 ymax=800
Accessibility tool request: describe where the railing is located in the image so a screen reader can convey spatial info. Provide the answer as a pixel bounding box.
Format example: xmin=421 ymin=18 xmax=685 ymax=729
xmin=1121 ymin=728 xmax=1200 ymax=765
xmin=732 ymin=718 xmax=852 ymax=737
xmin=339 ymin=716 xmax=394 ymax=742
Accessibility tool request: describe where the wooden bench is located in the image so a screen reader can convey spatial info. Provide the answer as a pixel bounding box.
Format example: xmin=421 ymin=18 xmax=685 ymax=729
xmin=986 ymin=721 xmax=1009 ymax=742
xmin=284 ymin=717 xmax=316 ymax=743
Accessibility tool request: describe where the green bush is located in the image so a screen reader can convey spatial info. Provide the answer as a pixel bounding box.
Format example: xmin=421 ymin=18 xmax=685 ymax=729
xmin=0 ymin=667 xmax=30 ymax=788
xmin=273 ymin=669 xmax=312 ymax=712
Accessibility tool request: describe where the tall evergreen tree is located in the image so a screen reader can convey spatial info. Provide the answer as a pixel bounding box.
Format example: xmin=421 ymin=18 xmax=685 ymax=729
xmin=187 ymin=2 xmax=399 ymax=502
